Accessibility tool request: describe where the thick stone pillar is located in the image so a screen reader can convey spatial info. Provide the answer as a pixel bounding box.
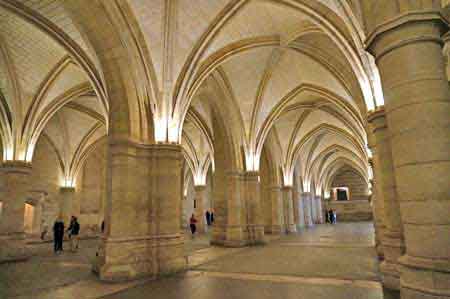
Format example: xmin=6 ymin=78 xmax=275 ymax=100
xmin=314 ymin=195 xmax=324 ymax=224
xmin=194 ymin=185 xmax=207 ymax=233
xmin=59 ymin=187 xmax=75 ymax=225
xmin=223 ymin=172 xmax=245 ymax=247
xmin=297 ymin=194 xmax=305 ymax=229
xmin=302 ymin=192 xmax=313 ymax=227
xmin=0 ymin=161 xmax=31 ymax=262
xmin=370 ymin=176 xmax=386 ymax=260
xmin=282 ymin=186 xmax=296 ymax=233
xmin=367 ymin=14 xmax=450 ymax=298
xmin=32 ymin=200 xmax=42 ymax=235
xmin=148 ymin=144 xmax=185 ymax=274
xmin=268 ymin=186 xmax=283 ymax=234
xmin=94 ymin=141 xmax=185 ymax=281
xmin=292 ymin=189 xmax=301 ymax=230
xmin=368 ymin=109 xmax=405 ymax=290
xmin=242 ymin=171 xmax=265 ymax=244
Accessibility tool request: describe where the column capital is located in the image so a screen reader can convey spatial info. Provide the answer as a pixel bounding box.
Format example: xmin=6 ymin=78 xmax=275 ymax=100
xmin=243 ymin=170 xmax=259 ymax=177
xmin=366 ymin=11 xmax=447 ymax=61
xmin=59 ymin=186 xmax=76 ymax=193
xmin=266 ymin=185 xmax=282 ymax=191
xmin=194 ymin=185 xmax=207 ymax=192
xmin=281 ymin=186 xmax=293 ymax=191
xmin=0 ymin=161 xmax=32 ymax=174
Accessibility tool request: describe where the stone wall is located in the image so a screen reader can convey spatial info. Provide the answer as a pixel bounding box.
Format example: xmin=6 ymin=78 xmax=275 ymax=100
xmin=324 ymin=199 xmax=373 ymax=222
xmin=76 ymin=141 xmax=107 ymax=235
xmin=331 ymin=169 xmax=368 ymax=201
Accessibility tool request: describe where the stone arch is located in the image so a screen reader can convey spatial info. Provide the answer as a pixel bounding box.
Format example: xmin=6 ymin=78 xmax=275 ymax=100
xmin=61 ymin=1 xmax=156 ymax=142
xmin=172 ymin=0 xmax=375 ymax=129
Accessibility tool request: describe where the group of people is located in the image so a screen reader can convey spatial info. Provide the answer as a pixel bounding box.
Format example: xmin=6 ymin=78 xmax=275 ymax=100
xmin=52 ymin=216 xmax=80 ymax=254
xmin=189 ymin=209 xmax=214 ymax=235
xmin=326 ymin=209 xmax=337 ymax=224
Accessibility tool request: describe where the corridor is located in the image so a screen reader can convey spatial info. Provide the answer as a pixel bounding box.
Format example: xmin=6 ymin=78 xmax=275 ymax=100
xmin=0 ymin=222 xmax=397 ymax=299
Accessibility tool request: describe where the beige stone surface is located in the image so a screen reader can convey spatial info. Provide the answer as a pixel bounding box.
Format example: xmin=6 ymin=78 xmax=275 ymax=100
xmin=0 ymin=2 xmax=448 ymax=298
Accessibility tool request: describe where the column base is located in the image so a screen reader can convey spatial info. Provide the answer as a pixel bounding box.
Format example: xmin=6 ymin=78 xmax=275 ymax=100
xmin=247 ymin=225 xmax=266 ymax=245
xmin=286 ymin=224 xmax=297 ymax=233
xmin=380 ymin=260 xmax=400 ymax=290
xmin=213 ymin=226 xmax=266 ymax=247
xmin=398 ymin=255 xmax=450 ymax=299
xmin=380 ymin=232 xmax=405 ymax=290
xmin=0 ymin=233 xmax=30 ymax=263
xmin=223 ymin=239 xmax=248 ymax=247
xmin=264 ymin=225 xmax=282 ymax=235
xmin=93 ymin=234 xmax=185 ymax=281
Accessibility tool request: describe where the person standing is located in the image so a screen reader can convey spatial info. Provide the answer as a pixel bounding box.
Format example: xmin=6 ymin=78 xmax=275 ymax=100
xmin=205 ymin=210 xmax=211 ymax=226
xmin=189 ymin=214 xmax=197 ymax=236
xmin=53 ymin=218 xmax=65 ymax=254
xmin=68 ymin=216 xmax=80 ymax=252
xmin=210 ymin=210 xmax=214 ymax=224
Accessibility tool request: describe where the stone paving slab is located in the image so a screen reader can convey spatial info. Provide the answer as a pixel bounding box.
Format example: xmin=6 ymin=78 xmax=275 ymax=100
xmin=0 ymin=222 xmax=388 ymax=299
xmin=194 ymin=245 xmax=380 ymax=282
xmin=99 ymin=270 xmax=384 ymax=299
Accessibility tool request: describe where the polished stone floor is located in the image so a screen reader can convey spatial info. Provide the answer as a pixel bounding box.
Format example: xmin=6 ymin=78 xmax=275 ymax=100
xmin=0 ymin=223 xmax=399 ymax=299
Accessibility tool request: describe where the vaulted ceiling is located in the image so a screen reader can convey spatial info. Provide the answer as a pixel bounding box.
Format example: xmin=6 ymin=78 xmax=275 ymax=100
xmin=0 ymin=0 xmax=395 ymax=194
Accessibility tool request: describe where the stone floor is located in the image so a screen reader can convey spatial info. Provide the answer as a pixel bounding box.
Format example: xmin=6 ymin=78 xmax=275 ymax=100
xmin=0 ymin=223 xmax=399 ymax=299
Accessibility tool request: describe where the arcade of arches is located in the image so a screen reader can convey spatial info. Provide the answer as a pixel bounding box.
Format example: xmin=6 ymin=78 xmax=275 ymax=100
xmin=0 ymin=1 xmax=449 ymax=299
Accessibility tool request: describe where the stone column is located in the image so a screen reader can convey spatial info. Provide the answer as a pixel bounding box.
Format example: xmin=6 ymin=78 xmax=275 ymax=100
xmin=302 ymin=192 xmax=313 ymax=227
xmin=243 ymin=171 xmax=265 ymax=244
xmin=224 ymin=172 xmax=245 ymax=247
xmin=59 ymin=187 xmax=75 ymax=226
xmin=368 ymin=109 xmax=405 ymax=289
xmin=32 ymin=200 xmax=42 ymax=235
xmin=367 ymin=14 xmax=450 ymax=298
xmin=194 ymin=185 xmax=206 ymax=233
xmin=292 ymin=188 xmax=301 ymax=230
xmin=149 ymin=144 xmax=185 ymax=274
xmin=94 ymin=141 xmax=185 ymax=281
xmin=282 ymin=186 xmax=296 ymax=233
xmin=268 ymin=186 xmax=282 ymax=234
xmin=314 ymin=195 xmax=324 ymax=224
xmin=297 ymin=194 xmax=305 ymax=229
xmin=369 ymin=175 xmax=386 ymax=261
xmin=0 ymin=161 xmax=31 ymax=262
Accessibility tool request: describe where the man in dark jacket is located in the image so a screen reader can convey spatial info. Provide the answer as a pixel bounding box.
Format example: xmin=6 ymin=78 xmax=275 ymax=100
xmin=205 ymin=210 xmax=211 ymax=226
xmin=53 ymin=218 xmax=65 ymax=254
xmin=67 ymin=216 xmax=80 ymax=252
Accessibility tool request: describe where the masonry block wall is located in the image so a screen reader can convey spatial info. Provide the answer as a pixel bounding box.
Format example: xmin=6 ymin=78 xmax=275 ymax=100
xmin=331 ymin=169 xmax=368 ymax=201
xmin=77 ymin=141 xmax=107 ymax=235
xmin=328 ymin=168 xmax=372 ymax=222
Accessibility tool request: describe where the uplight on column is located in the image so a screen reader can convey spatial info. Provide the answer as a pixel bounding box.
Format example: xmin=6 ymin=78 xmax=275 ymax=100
xmin=245 ymin=151 xmax=260 ymax=171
